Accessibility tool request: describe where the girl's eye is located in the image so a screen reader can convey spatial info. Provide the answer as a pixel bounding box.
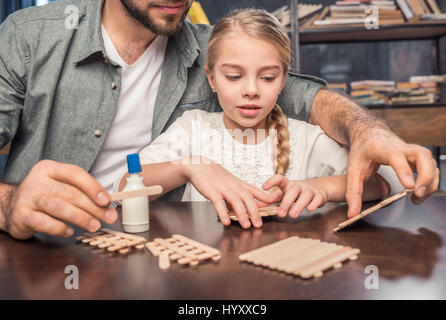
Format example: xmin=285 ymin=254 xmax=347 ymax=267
xmin=262 ymin=76 xmax=276 ymax=82
xmin=225 ymin=75 xmax=241 ymax=81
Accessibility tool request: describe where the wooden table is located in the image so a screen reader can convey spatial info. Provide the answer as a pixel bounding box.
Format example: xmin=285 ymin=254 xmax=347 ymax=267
xmin=1 ymin=195 xmax=445 ymax=300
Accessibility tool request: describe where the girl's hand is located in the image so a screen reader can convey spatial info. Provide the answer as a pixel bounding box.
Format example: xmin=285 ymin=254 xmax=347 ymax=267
xmin=262 ymin=175 xmax=329 ymax=218
xmin=182 ymin=156 xmax=281 ymax=229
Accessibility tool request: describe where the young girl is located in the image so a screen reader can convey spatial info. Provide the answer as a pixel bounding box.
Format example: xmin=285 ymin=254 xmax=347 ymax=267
xmin=115 ymin=9 xmax=403 ymax=229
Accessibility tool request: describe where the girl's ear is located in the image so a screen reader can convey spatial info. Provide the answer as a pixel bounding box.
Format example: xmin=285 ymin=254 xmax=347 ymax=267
xmin=205 ymin=65 xmax=217 ymax=92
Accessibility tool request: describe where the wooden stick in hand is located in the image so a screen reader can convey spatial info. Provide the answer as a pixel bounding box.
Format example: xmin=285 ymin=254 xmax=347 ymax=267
xmin=333 ymin=189 xmax=413 ymax=232
xmin=109 ymin=185 xmax=163 ymax=202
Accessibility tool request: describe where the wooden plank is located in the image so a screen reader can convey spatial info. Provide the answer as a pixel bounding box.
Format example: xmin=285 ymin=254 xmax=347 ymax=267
xmin=376 ymin=107 xmax=446 ymax=146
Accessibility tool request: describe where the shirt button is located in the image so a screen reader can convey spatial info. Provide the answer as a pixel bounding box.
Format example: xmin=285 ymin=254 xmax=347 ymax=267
xmin=94 ymin=130 xmax=102 ymax=138
xmin=111 ymin=82 xmax=117 ymax=90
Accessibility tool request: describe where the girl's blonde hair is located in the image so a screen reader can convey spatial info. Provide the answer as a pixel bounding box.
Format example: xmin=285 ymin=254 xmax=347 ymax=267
xmin=206 ymin=9 xmax=291 ymax=175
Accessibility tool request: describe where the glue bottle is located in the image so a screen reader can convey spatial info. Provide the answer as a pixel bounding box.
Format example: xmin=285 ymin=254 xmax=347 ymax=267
xmin=122 ymin=153 xmax=149 ymax=233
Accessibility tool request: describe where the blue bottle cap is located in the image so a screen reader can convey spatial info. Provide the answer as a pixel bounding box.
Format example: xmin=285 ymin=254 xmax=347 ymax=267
xmin=126 ymin=153 xmax=142 ymax=174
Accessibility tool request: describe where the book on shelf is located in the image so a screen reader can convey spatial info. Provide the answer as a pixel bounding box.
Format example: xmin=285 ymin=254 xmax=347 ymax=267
xmin=399 ymin=0 xmax=445 ymax=21
xmin=311 ymin=1 xmax=408 ymax=28
xmin=187 ymin=1 xmax=210 ymax=25
xmin=272 ymin=4 xmax=323 ymax=28
xmin=328 ymin=83 xmax=348 ymax=94
xmin=348 ymin=77 xmax=443 ymax=106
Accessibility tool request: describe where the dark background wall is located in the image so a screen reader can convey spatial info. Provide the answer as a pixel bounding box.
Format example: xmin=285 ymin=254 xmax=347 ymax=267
xmin=199 ymin=0 xmax=446 ymax=84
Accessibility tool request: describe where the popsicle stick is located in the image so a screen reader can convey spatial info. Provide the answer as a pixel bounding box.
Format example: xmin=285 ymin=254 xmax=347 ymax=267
xmin=257 ymin=238 xmax=317 ymax=268
xmin=145 ymin=242 xmax=163 ymax=256
xmin=268 ymin=239 xmax=321 ymax=270
xmin=172 ymin=234 xmax=221 ymax=256
xmin=159 ymin=251 xmax=171 ymax=270
xmin=281 ymin=243 xmax=338 ymax=274
xmin=239 ymin=236 xmax=361 ymax=279
xmin=299 ymin=247 xmax=360 ymax=279
xmin=109 ymin=185 xmax=163 ymax=202
xmin=333 ymin=189 xmax=413 ymax=232
xmin=78 ymin=228 xmax=148 ymax=256
xmin=154 ymin=238 xmax=198 ymax=262
xmin=290 ymin=244 xmax=345 ymax=276
xmin=227 ymin=204 xmax=280 ymax=220
xmin=101 ymin=228 xmax=146 ymax=242
xmin=146 ymin=235 xmax=221 ymax=268
xmin=239 ymin=236 xmax=300 ymax=262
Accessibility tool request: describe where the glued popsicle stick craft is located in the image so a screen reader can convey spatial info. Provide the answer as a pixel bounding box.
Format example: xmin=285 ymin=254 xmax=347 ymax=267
xmin=109 ymin=185 xmax=163 ymax=202
xmin=75 ymin=228 xmax=147 ymax=255
xmin=333 ymin=189 xmax=413 ymax=232
xmin=227 ymin=203 xmax=280 ymax=221
xmin=239 ymin=236 xmax=360 ymax=279
xmin=145 ymin=234 xmax=221 ymax=269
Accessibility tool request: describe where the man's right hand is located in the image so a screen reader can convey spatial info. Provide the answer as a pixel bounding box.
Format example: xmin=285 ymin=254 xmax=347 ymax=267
xmin=1 ymin=160 xmax=118 ymax=240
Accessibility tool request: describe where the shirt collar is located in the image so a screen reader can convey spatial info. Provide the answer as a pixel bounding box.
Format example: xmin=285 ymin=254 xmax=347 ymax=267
xmin=73 ymin=0 xmax=200 ymax=67
xmin=73 ymin=0 xmax=105 ymax=65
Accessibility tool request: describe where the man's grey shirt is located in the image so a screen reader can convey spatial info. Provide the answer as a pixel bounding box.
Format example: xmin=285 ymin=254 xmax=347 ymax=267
xmin=0 ymin=0 xmax=326 ymax=200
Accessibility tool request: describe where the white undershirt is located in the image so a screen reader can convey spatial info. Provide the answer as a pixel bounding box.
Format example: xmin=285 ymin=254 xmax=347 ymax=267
xmin=89 ymin=26 xmax=168 ymax=192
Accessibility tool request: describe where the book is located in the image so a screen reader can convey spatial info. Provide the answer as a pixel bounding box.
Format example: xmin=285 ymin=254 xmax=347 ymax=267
xmin=272 ymin=4 xmax=323 ymax=27
xmin=418 ymin=0 xmax=432 ymax=14
xmin=426 ymin=0 xmax=442 ymax=14
xmin=407 ymin=0 xmax=426 ymax=15
xmin=395 ymin=0 xmax=417 ymax=21
xmin=421 ymin=13 xmax=446 ymax=20
xmin=410 ymin=75 xmax=446 ymax=83
xmin=397 ymin=82 xmax=420 ymax=89
xmin=188 ymin=1 xmax=210 ymax=25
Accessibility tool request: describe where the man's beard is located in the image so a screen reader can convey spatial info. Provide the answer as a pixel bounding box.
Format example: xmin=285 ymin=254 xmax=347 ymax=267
xmin=120 ymin=0 xmax=190 ymax=36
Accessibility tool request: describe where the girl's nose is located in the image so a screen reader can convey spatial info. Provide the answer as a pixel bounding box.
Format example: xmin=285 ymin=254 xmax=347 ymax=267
xmin=242 ymin=78 xmax=259 ymax=98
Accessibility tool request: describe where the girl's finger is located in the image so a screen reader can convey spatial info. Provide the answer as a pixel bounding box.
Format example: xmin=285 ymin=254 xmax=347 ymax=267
xmin=278 ymin=185 xmax=301 ymax=217
xmin=262 ymin=174 xmax=285 ymax=190
xmin=307 ymin=192 xmax=325 ymax=212
xmin=210 ymin=196 xmax=230 ymax=226
xmin=290 ymin=189 xmax=314 ymax=218
xmin=224 ymin=192 xmax=251 ymax=229
xmin=240 ymin=191 xmax=262 ymax=228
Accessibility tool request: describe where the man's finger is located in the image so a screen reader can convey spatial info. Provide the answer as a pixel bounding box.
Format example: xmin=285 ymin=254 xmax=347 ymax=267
xmin=50 ymin=180 xmax=117 ymax=224
xmin=406 ymin=146 xmax=436 ymax=198
xmin=24 ymin=210 xmax=73 ymax=238
xmin=346 ymin=165 xmax=365 ymax=218
xmin=386 ymin=150 xmax=416 ymax=189
xmin=35 ymin=195 xmax=102 ymax=232
xmin=46 ymin=161 xmax=110 ymax=207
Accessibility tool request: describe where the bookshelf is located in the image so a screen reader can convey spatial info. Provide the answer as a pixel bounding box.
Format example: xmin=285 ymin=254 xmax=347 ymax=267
xmin=299 ymin=22 xmax=446 ymax=44
xmin=289 ymin=0 xmax=446 ymax=169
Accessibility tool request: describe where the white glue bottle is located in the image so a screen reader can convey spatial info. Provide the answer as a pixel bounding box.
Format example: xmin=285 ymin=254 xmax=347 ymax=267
xmin=121 ymin=153 xmax=149 ymax=233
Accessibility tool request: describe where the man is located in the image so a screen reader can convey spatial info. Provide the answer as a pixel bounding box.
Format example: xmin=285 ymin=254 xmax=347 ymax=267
xmin=0 ymin=0 xmax=439 ymax=239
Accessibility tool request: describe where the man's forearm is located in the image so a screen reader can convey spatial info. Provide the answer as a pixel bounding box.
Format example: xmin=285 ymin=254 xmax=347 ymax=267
xmin=309 ymin=89 xmax=390 ymax=146
xmin=0 ymin=182 xmax=17 ymax=233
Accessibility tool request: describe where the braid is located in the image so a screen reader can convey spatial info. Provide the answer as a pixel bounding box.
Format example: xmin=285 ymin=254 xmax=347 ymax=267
xmin=267 ymin=104 xmax=290 ymax=176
